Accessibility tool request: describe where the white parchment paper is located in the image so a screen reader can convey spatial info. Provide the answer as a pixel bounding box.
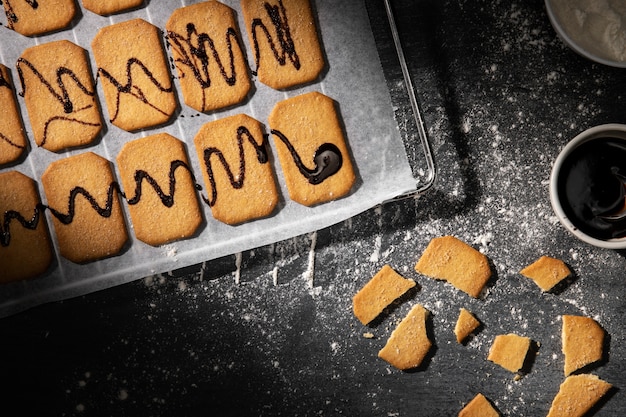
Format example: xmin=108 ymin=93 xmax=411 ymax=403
xmin=0 ymin=0 xmax=416 ymax=317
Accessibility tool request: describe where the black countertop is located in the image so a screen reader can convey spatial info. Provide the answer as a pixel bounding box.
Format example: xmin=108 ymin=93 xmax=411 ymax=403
xmin=2 ymin=1 xmax=625 ymax=416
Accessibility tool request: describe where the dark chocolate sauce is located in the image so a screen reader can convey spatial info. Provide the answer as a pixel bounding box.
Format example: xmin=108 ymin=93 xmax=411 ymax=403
xmin=557 ymin=137 xmax=626 ymax=239
xmin=47 ymin=183 xmax=121 ymax=225
xmin=201 ymin=126 xmax=269 ymax=206
xmin=1 ymin=203 xmax=42 ymax=246
xmin=16 ymin=57 xmax=101 ymax=147
xmin=270 ymin=129 xmax=342 ymax=185
xmin=250 ymin=0 xmax=301 ymax=76
xmin=125 ymin=160 xmax=196 ymax=208
xmin=96 ymin=58 xmax=174 ymax=124
xmin=167 ymin=24 xmax=243 ymax=111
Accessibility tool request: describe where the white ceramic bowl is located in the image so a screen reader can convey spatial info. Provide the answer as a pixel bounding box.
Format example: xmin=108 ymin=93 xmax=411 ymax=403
xmin=545 ymin=0 xmax=626 ymax=68
xmin=550 ymin=124 xmax=626 ymax=249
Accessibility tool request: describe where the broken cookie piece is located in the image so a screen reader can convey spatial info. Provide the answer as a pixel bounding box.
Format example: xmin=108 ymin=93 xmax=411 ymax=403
xmin=562 ymin=315 xmax=605 ymax=376
xmin=378 ymin=304 xmax=432 ymax=370
xmin=520 ymin=255 xmax=571 ymax=292
xmin=546 ymin=374 xmax=612 ymax=417
xmin=454 ymin=308 xmax=481 ymax=344
xmin=487 ymin=333 xmax=532 ymax=374
xmin=458 ymin=393 xmax=500 ymax=417
xmin=414 ymin=235 xmax=491 ymax=298
xmin=353 ymin=265 xmax=416 ymax=326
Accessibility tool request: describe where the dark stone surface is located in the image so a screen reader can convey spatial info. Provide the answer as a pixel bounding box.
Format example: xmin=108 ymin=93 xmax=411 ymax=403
xmin=1 ymin=0 xmax=624 ymax=416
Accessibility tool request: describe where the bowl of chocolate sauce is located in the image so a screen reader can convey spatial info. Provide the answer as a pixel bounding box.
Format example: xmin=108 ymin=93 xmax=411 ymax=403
xmin=550 ymin=124 xmax=626 ymax=248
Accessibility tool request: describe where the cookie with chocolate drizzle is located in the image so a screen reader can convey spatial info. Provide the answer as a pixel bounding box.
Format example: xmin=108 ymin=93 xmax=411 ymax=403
xmin=41 ymin=152 xmax=128 ymax=264
xmin=116 ymin=133 xmax=203 ymax=246
xmin=194 ymin=113 xmax=279 ymax=225
xmin=166 ymin=0 xmax=252 ymax=112
xmin=240 ymin=0 xmax=325 ymax=90
xmin=0 ymin=171 xmax=53 ymax=282
xmin=269 ymin=91 xmax=355 ymax=206
xmin=17 ymin=40 xmax=102 ymax=152
xmin=92 ymin=18 xmax=177 ymax=132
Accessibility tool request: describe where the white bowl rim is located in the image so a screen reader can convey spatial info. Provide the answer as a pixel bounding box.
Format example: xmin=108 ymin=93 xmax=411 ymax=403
xmin=550 ymin=123 xmax=626 ymax=249
xmin=544 ymin=0 xmax=626 ymax=68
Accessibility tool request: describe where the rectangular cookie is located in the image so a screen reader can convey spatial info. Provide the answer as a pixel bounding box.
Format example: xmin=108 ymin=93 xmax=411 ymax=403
xmin=0 ymin=171 xmax=53 ymax=283
xmin=194 ymin=114 xmax=279 ymax=225
xmin=116 ymin=133 xmax=203 ymax=246
xmin=17 ymin=40 xmax=102 ymax=152
xmin=41 ymin=152 xmax=128 ymax=264
xmin=166 ymin=0 xmax=252 ymax=112
xmin=240 ymin=0 xmax=325 ymax=89
xmin=82 ymin=0 xmax=144 ymax=16
xmin=0 ymin=64 xmax=27 ymax=166
xmin=92 ymin=18 xmax=177 ymax=131
xmin=268 ymin=91 xmax=355 ymax=206
xmin=2 ymin=0 xmax=76 ymax=36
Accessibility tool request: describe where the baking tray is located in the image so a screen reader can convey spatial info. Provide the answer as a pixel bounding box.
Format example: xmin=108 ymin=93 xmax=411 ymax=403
xmin=0 ymin=0 xmax=434 ymax=317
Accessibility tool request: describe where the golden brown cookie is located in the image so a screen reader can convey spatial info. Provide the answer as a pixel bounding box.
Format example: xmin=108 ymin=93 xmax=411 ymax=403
xmin=166 ymin=1 xmax=252 ymax=112
xmin=562 ymin=315 xmax=605 ymax=376
xmin=458 ymin=393 xmax=500 ymax=417
xmin=454 ymin=308 xmax=481 ymax=344
xmin=0 ymin=64 xmax=27 ymax=166
xmin=82 ymin=0 xmax=143 ymax=16
xmin=41 ymin=152 xmax=128 ymax=264
xmin=487 ymin=333 xmax=532 ymax=374
xmin=116 ymin=133 xmax=203 ymax=246
xmin=17 ymin=40 xmax=102 ymax=152
xmin=2 ymin=0 xmax=76 ymax=36
xmin=520 ymin=255 xmax=571 ymax=292
xmin=352 ymin=264 xmax=416 ymax=325
xmin=92 ymin=18 xmax=177 ymax=131
xmin=378 ymin=304 xmax=432 ymax=370
xmin=269 ymin=91 xmax=355 ymax=206
xmin=194 ymin=114 xmax=278 ymax=225
xmin=0 ymin=171 xmax=53 ymax=283
xmin=415 ymin=236 xmax=492 ymax=298
xmin=240 ymin=0 xmax=325 ymax=89
xmin=546 ymin=374 xmax=612 ymax=417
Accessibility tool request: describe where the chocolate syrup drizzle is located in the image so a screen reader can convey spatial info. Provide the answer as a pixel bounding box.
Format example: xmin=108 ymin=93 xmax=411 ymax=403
xmin=1 ymin=160 xmax=199 ymax=248
xmin=16 ymin=57 xmax=101 ymax=146
xmin=96 ymin=58 xmax=174 ymax=124
xmin=125 ymin=159 xmax=198 ymax=208
xmin=0 ymin=72 xmax=25 ymax=150
xmin=250 ymin=0 xmax=301 ymax=75
xmin=200 ymin=125 xmax=269 ymax=207
xmin=1 ymin=204 xmax=41 ymax=246
xmin=270 ymin=129 xmax=343 ymax=185
xmin=167 ymin=23 xmax=243 ymax=112
xmin=2 ymin=0 xmax=39 ymax=28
